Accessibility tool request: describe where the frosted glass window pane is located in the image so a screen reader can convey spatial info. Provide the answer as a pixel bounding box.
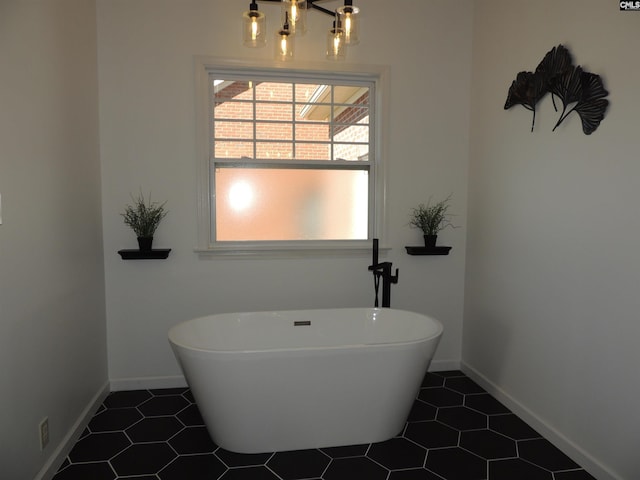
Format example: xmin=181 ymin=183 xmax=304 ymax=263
xmin=215 ymin=168 xmax=369 ymax=241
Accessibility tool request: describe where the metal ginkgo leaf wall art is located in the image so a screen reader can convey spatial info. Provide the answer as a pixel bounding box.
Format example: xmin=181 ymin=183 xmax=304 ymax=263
xmin=504 ymin=44 xmax=609 ymax=135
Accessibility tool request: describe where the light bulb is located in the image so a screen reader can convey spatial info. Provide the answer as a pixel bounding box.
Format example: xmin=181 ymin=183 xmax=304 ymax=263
xmin=281 ymin=0 xmax=306 ymax=35
xmin=336 ymin=2 xmax=359 ymax=45
xmin=275 ymin=11 xmax=294 ymax=60
xmin=326 ymin=22 xmax=346 ymax=61
xmin=242 ymin=2 xmax=266 ymax=48
xmin=251 ymin=17 xmax=259 ymax=40
xmin=343 ymin=12 xmax=354 ymax=41
xmin=276 ymin=33 xmax=293 ymax=60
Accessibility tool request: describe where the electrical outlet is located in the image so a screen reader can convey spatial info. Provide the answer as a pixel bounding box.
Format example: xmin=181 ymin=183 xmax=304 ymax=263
xmin=39 ymin=417 xmax=49 ymax=450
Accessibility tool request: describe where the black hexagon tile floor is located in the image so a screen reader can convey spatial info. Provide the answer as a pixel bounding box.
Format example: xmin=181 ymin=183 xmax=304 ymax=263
xmin=53 ymin=371 xmax=596 ymax=480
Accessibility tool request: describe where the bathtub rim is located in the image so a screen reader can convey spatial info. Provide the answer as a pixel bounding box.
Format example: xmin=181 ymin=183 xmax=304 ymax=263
xmin=168 ymin=307 xmax=444 ymax=355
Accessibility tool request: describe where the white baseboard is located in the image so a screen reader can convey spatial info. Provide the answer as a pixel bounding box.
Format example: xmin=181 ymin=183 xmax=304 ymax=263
xmin=461 ymin=362 xmax=621 ymax=480
xmin=429 ymin=359 xmax=461 ymax=372
xmin=34 ymin=381 xmax=110 ymax=480
xmin=110 ymin=375 xmax=187 ymax=391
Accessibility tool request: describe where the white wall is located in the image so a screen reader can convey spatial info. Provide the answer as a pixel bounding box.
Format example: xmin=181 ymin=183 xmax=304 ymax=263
xmin=97 ymin=0 xmax=473 ymax=387
xmin=0 ymin=1 xmax=107 ymax=479
xmin=4 ymin=1 xmax=636 ymax=478
xmin=465 ymin=1 xmax=640 ymax=479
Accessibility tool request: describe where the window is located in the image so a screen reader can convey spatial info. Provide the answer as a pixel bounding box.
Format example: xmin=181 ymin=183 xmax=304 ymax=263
xmin=195 ymin=59 xmax=387 ymax=255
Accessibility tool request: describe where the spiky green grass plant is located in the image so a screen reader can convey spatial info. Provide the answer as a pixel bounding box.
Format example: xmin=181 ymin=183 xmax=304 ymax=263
xmin=121 ymin=192 xmax=167 ymax=238
xmin=409 ymin=195 xmax=454 ymax=236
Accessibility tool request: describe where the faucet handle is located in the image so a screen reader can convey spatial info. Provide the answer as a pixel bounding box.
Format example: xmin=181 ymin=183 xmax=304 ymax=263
xmin=391 ymin=268 xmax=399 ymax=284
xmin=368 ymin=261 xmax=389 ymax=271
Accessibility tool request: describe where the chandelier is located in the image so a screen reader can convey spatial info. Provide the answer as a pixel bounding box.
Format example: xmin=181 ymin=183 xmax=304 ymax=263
xmin=242 ymin=0 xmax=360 ymax=61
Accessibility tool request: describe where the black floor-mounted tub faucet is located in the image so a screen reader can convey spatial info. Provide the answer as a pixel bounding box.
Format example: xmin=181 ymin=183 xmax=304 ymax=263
xmin=368 ymin=238 xmax=399 ymax=308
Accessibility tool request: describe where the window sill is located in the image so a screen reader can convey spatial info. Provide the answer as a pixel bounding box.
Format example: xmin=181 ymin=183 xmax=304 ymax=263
xmin=195 ymin=241 xmax=389 ymax=259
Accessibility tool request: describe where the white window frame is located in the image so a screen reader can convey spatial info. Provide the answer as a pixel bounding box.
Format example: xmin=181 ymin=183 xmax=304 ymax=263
xmin=194 ymin=57 xmax=389 ymax=257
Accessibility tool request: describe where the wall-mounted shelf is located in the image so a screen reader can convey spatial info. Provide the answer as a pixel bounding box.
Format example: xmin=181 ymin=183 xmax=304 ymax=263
xmin=405 ymin=246 xmax=452 ymax=256
xmin=118 ymin=249 xmax=171 ymax=260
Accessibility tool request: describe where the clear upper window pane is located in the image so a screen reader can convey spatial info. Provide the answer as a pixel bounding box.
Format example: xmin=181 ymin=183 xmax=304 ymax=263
xmin=255 ymin=142 xmax=293 ymax=159
xmin=213 ymin=79 xmax=370 ymax=162
xmin=294 ymin=83 xmax=328 ymax=103
xmin=214 ymin=100 xmax=253 ymax=121
xmin=334 ymin=143 xmax=369 ymax=161
xmin=295 ymin=122 xmax=331 ymax=142
xmin=215 ymin=140 xmax=253 ymax=159
xmin=256 ymin=122 xmax=292 ymax=142
xmin=255 ymin=82 xmax=292 ymax=102
xmin=256 ymin=102 xmax=293 ymax=122
xmin=214 ymin=121 xmax=254 ymax=140
xmin=332 ymin=124 xmax=369 ymax=144
xmin=213 ymin=80 xmax=252 ymax=101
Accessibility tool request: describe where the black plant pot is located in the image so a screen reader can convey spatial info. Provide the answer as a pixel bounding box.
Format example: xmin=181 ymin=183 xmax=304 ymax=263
xmin=423 ymin=235 xmax=437 ymax=248
xmin=137 ymin=236 xmax=153 ymax=251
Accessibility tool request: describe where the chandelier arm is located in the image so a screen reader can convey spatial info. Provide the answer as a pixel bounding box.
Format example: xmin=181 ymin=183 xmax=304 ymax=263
xmin=251 ymin=0 xmax=336 ymax=18
xmin=307 ymin=0 xmax=336 ymax=17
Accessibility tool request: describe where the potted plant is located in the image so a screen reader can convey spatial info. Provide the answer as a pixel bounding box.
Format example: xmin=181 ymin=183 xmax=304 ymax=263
xmin=409 ymin=195 xmax=454 ymax=247
xmin=121 ymin=192 xmax=167 ymax=251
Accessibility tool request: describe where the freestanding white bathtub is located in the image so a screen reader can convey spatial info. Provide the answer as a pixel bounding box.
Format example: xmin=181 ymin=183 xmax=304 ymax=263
xmin=168 ymin=308 xmax=443 ymax=453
